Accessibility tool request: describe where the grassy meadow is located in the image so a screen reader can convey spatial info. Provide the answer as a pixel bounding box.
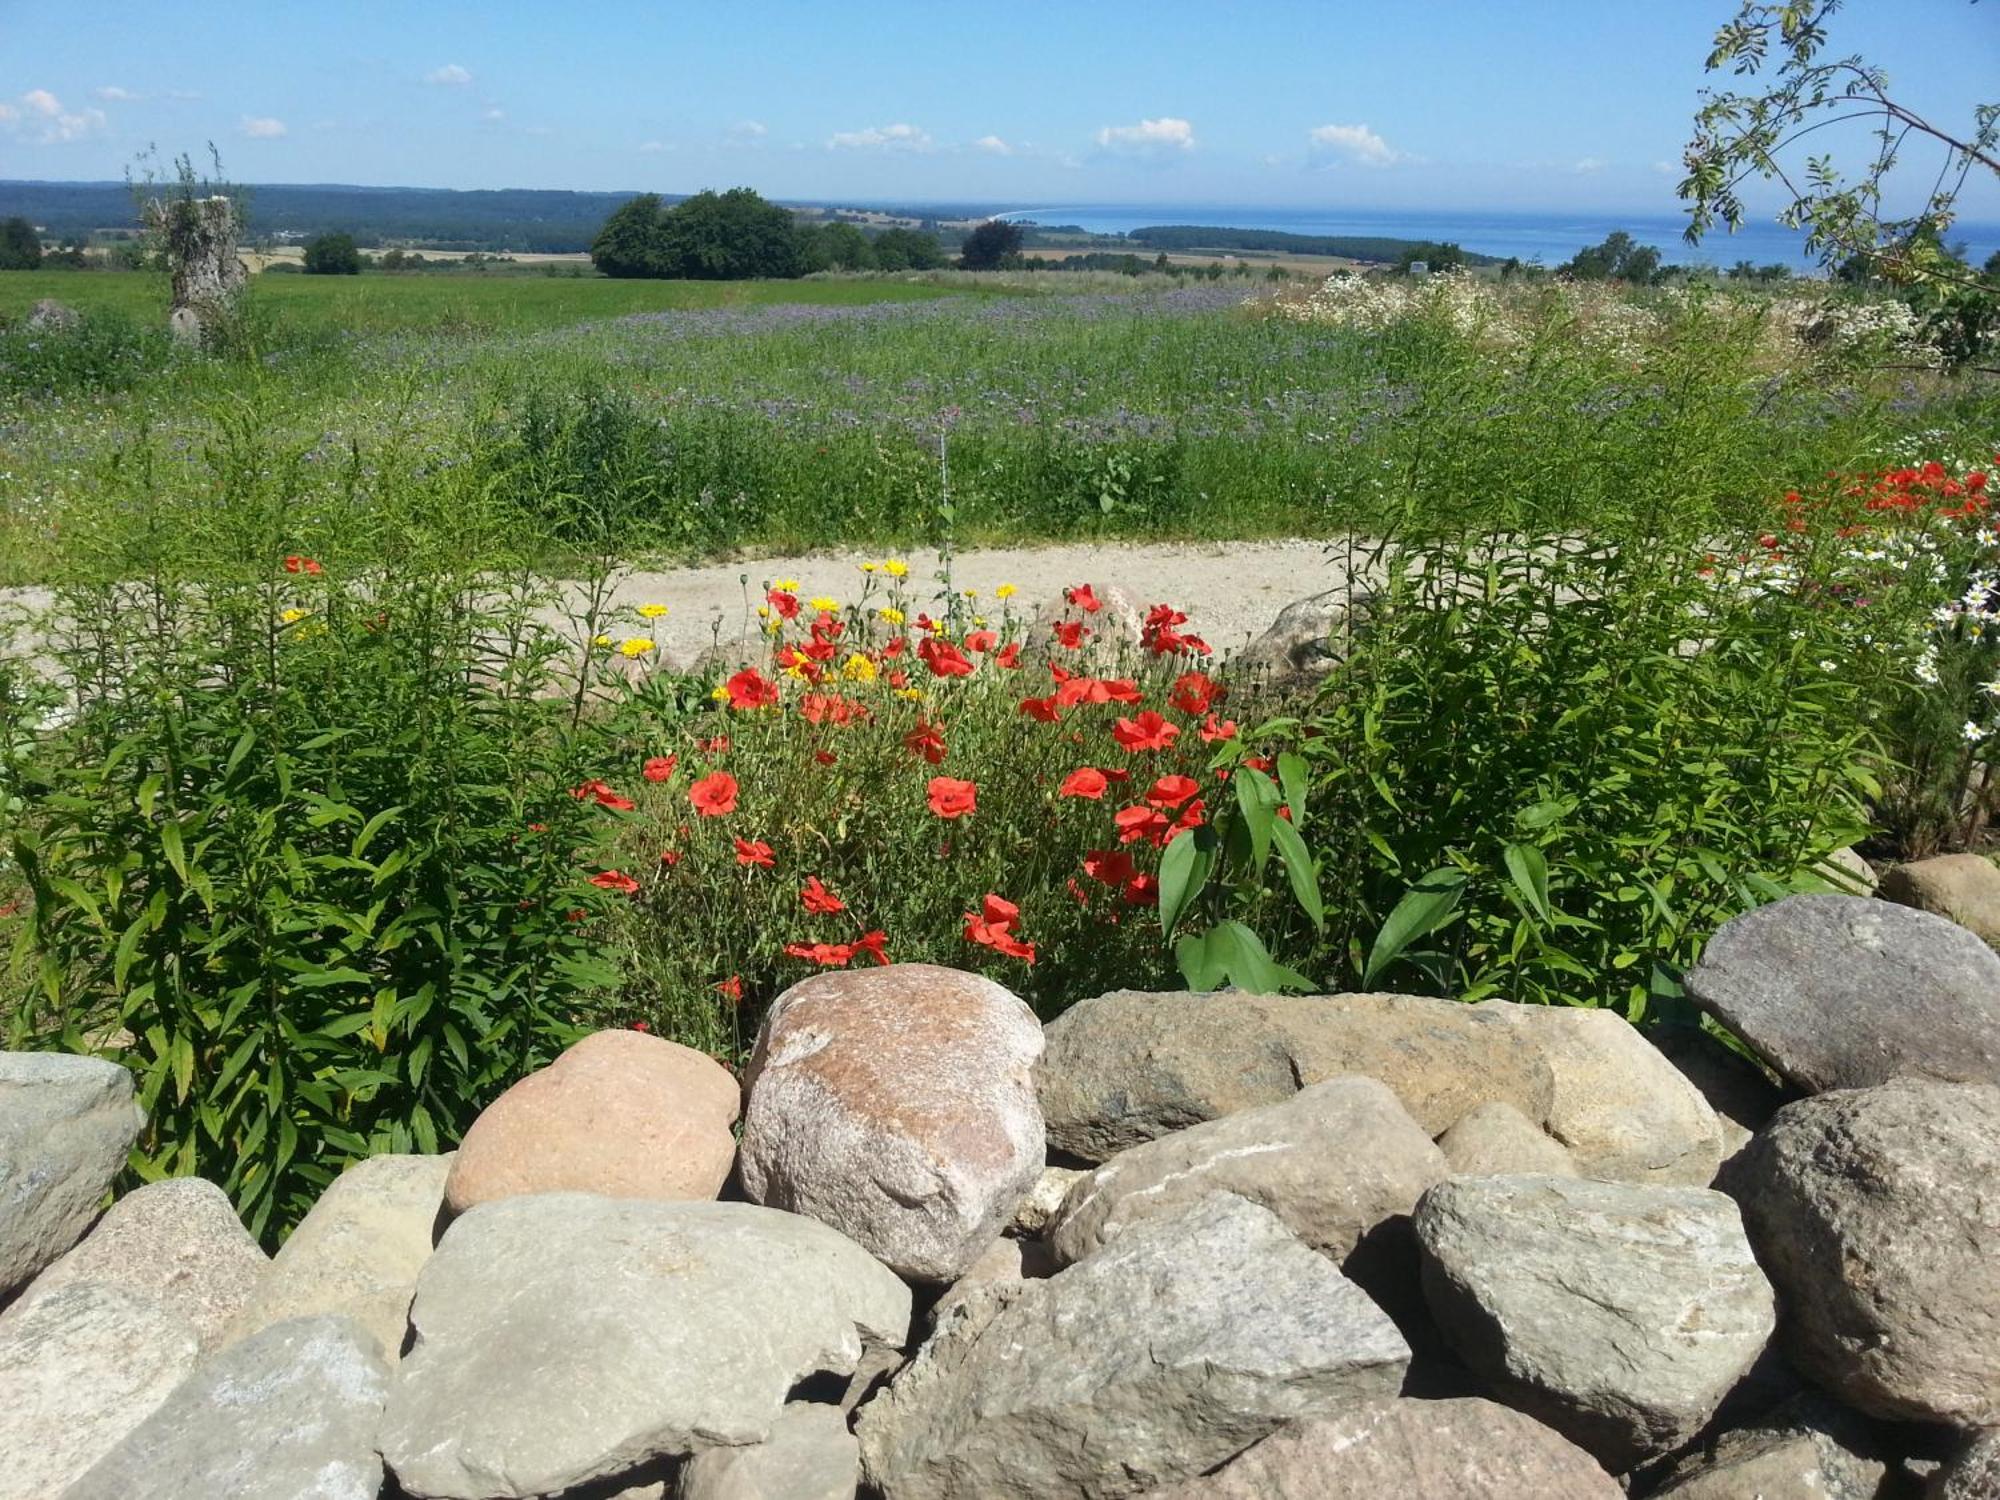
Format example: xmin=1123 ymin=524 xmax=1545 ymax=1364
xmin=5 ymin=261 xmax=2000 ymax=1230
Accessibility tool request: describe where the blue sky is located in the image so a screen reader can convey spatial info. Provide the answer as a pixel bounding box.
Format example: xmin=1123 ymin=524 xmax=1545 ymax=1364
xmin=3 ymin=1 xmax=1995 ymax=217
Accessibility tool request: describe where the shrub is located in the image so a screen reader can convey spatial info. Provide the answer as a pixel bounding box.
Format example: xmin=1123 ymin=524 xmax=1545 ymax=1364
xmin=0 ymin=309 xmax=173 ymax=398
xmin=5 ymin=561 xmax=620 ymax=1239
xmin=303 ymin=232 xmax=363 ymax=275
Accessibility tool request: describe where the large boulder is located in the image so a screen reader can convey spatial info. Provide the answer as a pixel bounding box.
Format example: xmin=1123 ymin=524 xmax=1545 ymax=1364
xmin=380 ymin=1194 xmax=910 ymax=1500
xmin=678 ymin=1403 xmax=859 ymax=1500
xmin=1644 ymin=1026 xmax=1786 ymax=1173
xmin=1413 ymin=1174 xmax=1775 ymax=1471
xmin=739 ymin=964 xmax=1044 ymax=1283
xmin=0 ymin=1051 xmax=144 ymax=1297
xmin=223 ymin=1151 xmax=450 ymax=1362
xmin=0 ymin=1282 xmax=200 ymax=1500
xmin=61 ymin=1314 xmax=391 ymax=1500
xmin=443 ymin=1029 xmax=739 ymax=1216
xmin=1233 ymin=588 xmax=1364 ymax=682
xmin=1646 ymin=1393 xmax=1896 ymax=1499
xmin=1436 ymin=1101 xmax=1577 ymax=1177
xmin=11 ymin=1176 xmax=264 ymax=1353
xmin=856 ymin=1192 xmax=1411 ymax=1500
xmin=1475 ymin=1003 xmax=1724 ymax=1186
xmin=1729 ymin=1079 xmax=2000 ymax=1426
xmin=1046 ymin=1076 xmax=1446 ymax=1275
xmin=1932 ymin=1428 xmax=2000 ymax=1500
xmin=1880 ymin=852 xmax=2000 ymax=946
xmin=1684 ymin=894 xmax=2000 ymax=1091
xmin=1144 ymin=1396 xmax=1622 ymax=1499
xmin=1038 ymin=990 xmax=1555 ymax=1160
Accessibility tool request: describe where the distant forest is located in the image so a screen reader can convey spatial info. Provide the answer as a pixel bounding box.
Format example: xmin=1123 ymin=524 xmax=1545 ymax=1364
xmin=0 ymin=182 xmax=661 ymax=253
xmin=1124 ymin=225 xmax=1504 ymax=266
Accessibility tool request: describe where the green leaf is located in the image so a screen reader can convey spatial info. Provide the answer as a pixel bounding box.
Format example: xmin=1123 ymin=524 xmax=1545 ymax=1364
xmin=351 ymin=805 xmax=405 ymax=861
xmin=1268 ymin=816 xmax=1324 ymax=932
xmin=1363 ymin=868 xmax=1466 ymax=989
xmin=1230 ymin=768 xmax=1276 ymax=873
xmin=1502 ymin=843 xmax=1553 ymax=923
xmin=159 ymin=819 xmax=187 ymax=885
xmin=1212 ymin=920 xmax=1315 ymax=994
xmin=1276 ymin=752 xmax=1309 ymax=828
xmin=1158 ymin=828 xmax=1215 ymax=941
xmin=1174 ymin=928 xmax=1229 ymax=991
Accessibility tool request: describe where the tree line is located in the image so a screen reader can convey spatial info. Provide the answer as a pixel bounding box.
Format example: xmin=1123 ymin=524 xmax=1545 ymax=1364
xmin=591 ymin=189 xmax=951 ymax=279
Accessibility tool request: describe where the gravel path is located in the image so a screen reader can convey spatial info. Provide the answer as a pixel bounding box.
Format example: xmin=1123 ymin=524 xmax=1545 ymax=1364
xmin=592 ymin=538 xmax=1359 ymax=666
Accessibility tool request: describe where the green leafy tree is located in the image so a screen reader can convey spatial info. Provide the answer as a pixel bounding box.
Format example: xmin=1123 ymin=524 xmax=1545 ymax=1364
xmin=1682 ymin=0 xmax=1998 ymax=291
xmin=590 ymin=193 xmax=668 ymax=279
xmin=1559 ymin=231 xmax=1664 ymax=283
xmin=803 ymin=221 xmax=874 ymax=272
xmin=659 ymin=188 xmax=803 ymax=280
xmin=958 ymin=219 xmax=1024 ymax=271
xmin=871 ymin=227 xmax=946 ymax=271
xmin=0 ymin=216 xmax=43 ymax=270
xmin=302 ymin=232 xmax=361 ymax=275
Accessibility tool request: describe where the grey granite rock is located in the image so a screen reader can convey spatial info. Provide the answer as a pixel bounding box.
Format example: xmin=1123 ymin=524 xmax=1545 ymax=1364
xmin=0 ymin=1051 xmax=143 ymax=1297
xmin=679 ymin=1404 xmax=859 ymax=1500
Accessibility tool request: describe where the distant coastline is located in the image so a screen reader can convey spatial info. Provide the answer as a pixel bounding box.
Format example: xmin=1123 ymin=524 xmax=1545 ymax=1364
xmin=995 ymin=204 xmax=2000 ymax=273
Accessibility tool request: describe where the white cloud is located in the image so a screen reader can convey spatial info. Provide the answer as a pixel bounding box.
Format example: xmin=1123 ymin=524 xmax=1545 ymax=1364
xmin=729 ymin=120 xmax=767 ymax=139
xmin=4 ymin=91 xmax=108 ymax=143
xmin=638 ymin=139 xmax=672 ymax=153
xmin=1095 ymin=116 xmax=1195 ymax=154
xmin=973 ymin=134 xmax=1012 ymax=156
xmin=425 ymin=63 xmax=473 ymax=87
xmin=482 ymin=106 xmax=505 ymax=121
xmin=1653 ymin=159 xmax=1679 ymax=176
xmin=828 ymin=122 xmax=932 ymax=151
xmin=1572 ymin=156 xmax=1605 ymax=175
xmin=239 ymin=115 xmax=288 ymax=139
xmin=1307 ymin=123 xmax=1402 ymax=168
xmin=95 ymin=85 xmax=141 ymax=102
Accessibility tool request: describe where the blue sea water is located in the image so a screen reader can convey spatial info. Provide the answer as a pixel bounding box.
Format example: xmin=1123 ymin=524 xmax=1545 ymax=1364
xmin=996 ymin=204 xmax=2000 ymax=274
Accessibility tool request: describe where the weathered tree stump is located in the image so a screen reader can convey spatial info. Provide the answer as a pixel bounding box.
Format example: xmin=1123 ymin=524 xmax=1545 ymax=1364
xmin=145 ymin=195 xmax=245 ymax=347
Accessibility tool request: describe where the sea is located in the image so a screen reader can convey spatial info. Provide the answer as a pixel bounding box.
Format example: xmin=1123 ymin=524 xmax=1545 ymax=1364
xmin=994 ymin=204 xmax=2000 ymax=275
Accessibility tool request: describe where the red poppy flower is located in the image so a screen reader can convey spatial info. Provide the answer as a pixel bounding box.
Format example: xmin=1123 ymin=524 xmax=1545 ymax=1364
xmin=964 ymin=629 xmax=998 ymax=653
xmin=1122 ymin=873 xmax=1160 ymax=906
xmin=570 ymin=778 xmax=637 ymax=812
xmin=642 ymin=755 xmax=677 ymax=783
xmin=283 ymin=554 xmax=322 ymax=576
xmin=590 ymin=869 xmax=641 ymax=894
xmin=1051 ymin=619 xmax=1090 ymax=650
xmin=734 ymin=838 xmax=774 ymax=868
xmin=1113 ymin=711 xmax=1180 ymax=752
xmin=800 ymin=875 xmax=846 ymax=914
xmin=881 ymin=635 xmax=908 ymax=658
xmin=814 ymin=749 xmax=837 ymax=766
xmin=630 ymin=1019 xmax=651 ymax=1032
xmin=1114 ymin=805 xmax=1171 ymax=846
xmin=993 ymin=641 xmax=1022 ymax=669
xmin=659 ymin=849 xmax=682 ymax=867
xmin=690 ymin=771 xmax=739 ymax=817
xmin=784 ymin=939 xmax=856 ymax=968
xmin=1018 ymin=694 xmax=1060 ymax=723
xmin=905 ymin=720 xmax=948 ymax=764
xmin=851 ymin=929 xmax=891 ymax=966
xmin=1169 ymin=672 xmax=1221 ymax=717
xmin=927 ymin=777 xmax=977 ymax=819
xmin=1146 ymin=774 xmax=1201 ymax=809
xmin=1059 ymin=767 xmax=1110 ymax=800
xmin=1200 ymin=714 xmax=1238 ymax=743
xmin=1066 ymin=583 xmax=1103 ymax=614
xmin=715 ymin=975 xmax=743 ymax=1002
xmin=918 ymin=637 xmax=975 ymax=678
xmin=726 ymin=668 xmax=779 ymax=711
xmin=766 ymin=589 xmax=801 ymax=620
xmin=964 ymin=893 xmax=1036 ymax=963
xmin=701 ymin=735 xmax=731 ymax=754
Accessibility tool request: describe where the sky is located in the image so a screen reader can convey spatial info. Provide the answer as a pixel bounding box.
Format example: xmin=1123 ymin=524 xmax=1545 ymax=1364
xmin=2 ymin=0 xmax=1995 ymax=218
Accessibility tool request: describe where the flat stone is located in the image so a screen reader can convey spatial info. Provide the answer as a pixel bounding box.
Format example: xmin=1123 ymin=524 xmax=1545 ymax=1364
xmin=1729 ymin=1079 xmax=2000 ymax=1426
xmin=1436 ymin=1100 xmax=1578 ymax=1177
xmin=857 ymin=1192 xmax=1411 ymax=1499
xmin=61 ymin=1314 xmax=390 ymax=1500
xmin=928 ymin=1234 xmax=1025 ymax=1331
xmin=444 ymin=1029 xmax=740 ymax=1217
xmin=679 ymin=1404 xmax=859 ymax=1500
xmin=1880 ymin=853 xmax=2000 ymax=945
xmin=1476 ymin=1003 xmax=1723 ymax=1185
xmin=739 ymin=964 xmax=1044 ymax=1283
xmin=223 ymin=1152 xmax=449 ymax=1362
xmin=0 ymin=1051 xmax=144 ymax=1297
xmin=1647 ymin=1393 xmax=1893 ymax=1499
xmin=1038 ymin=990 xmax=1555 ymax=1160
xmin=14 ymin=1176 xmax=264 ymax=1353
xmin=1932 ymin=1428 xmax=2000 ymax=1500
xmin=1685 ymin=894 xmax=2000 ymax=1091
xmin=1414 ymin=1174 xmax=1775 ymax=1471
xmin=0 ymin=1281 xmax=199 ymax=1500
xmin=1047 ymin=1076 xmax=1446 ymax=1274
xmin=1145 ymin=1396 xmax=1622 ymax=1499
xmin=380 ymin=1193 xmax=910 ymax=1500
xmin=1010 ymin=1164 xmax=1083 ymax=1235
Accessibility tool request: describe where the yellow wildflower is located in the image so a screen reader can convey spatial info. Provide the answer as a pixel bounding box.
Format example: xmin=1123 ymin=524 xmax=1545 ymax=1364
xmin=877 ymin=606 xmax=905 ymax=626
xmin=884 ymin=559 xmax=909 ymax=578
xmin=860 ymin=561 xmax=878 ymax=574
xmin=895 ymin=686 xmax=923 ymax=701
xmin=620 ymin=637 xmax=655 ymax=658
xmin=772 ymin=577 xmax=801 ymax=593
xmin=808 ymin=595 xmax=839 ymax=613
xmin=995 ymin=582 xmax=1017 ymax=600
xmin=279 ymin=608 xmax=310 ymax=625
xmin=842 ymin=652 xmax=878 ymax=682
xmin=962 ymin=588 xmax=978 ymax=600
xmin=593 ymin=633 xmax=614 ymax=649
xmin=710 ymin=682 xmax=731 ymax=703
xmin=636 ymin=603 xmax=669 ymax=619
xmin=756 ymin=604 xmax=771 ymax=619
xmin=783 ymin=660 xmax=811 ymax=681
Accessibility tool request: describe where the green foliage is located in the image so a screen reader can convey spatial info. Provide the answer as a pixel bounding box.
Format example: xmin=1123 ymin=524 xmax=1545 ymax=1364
xmin=591 ymin=193 xmax=669 ymax=279
xmin=590 ymin=188 xmax=806 ymax=281
xmin=0 ymin=217 xmax=43 ymax=271
xmin=0 ymin=308 xmax=172 ymax=399
xmin=803 ymin=222 xmax=875 ymax=273
xmin=958 ymin=219 xmax=1025 ymax=272
xmin=870 ymin=228 xmax=948 ymax=271
xmin=1559 ymin=231 xmax=1664 ymax=283
xmin=302 ymin=233 xmax=363 ymax=276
